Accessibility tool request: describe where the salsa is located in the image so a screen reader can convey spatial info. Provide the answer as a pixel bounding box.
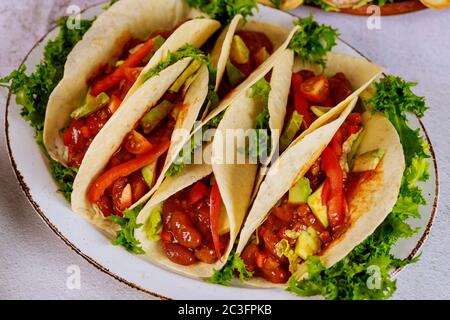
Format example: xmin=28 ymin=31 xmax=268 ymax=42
xmin=63 ymin=30 xmax=173 ymax=168
xmin=160 ymin=177 xmax=230 ymax=266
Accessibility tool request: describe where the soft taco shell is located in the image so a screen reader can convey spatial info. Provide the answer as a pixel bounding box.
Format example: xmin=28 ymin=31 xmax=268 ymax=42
xmin=236 ymin=98 xmax=405 ymax=287
xmin=71 ymin=58 xmax=203 ymax=235
xmin=44 ymin=0 xmax=219 ymax=165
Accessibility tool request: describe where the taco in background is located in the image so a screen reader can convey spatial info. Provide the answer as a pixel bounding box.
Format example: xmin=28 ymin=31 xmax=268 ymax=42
xmin=235 ymin=97 xmax=405 ymax=286
xmin=44 ymin=0 xmax=219 ymax=168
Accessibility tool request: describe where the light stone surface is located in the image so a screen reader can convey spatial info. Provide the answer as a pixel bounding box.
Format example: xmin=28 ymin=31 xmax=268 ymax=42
xmin=0 ymin=0 xmax=449 ymax=299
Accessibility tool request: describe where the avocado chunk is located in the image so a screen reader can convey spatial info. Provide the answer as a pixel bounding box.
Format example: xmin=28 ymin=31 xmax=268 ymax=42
xmin=352 ymin=148 xmax=385 ymax=172
xmin=280 ymin=111 xmax=303 ymax=151
xmin=71 ymin=92 xmax=110 ymax=119
xmin=140 ymin=100 xmax=174 ymax=134
xmin=151 ymin=35 xmax=165 ymax=51
xmin=294 ymin=227 xmax=320 ymax=260
xmin=226 ymin=59 xmax=245 ymax=87
xmin=310 ymin=106 xmax=332 ymax=117
xmin=144 ymin=203 xmax=163 ymax=241
xmin=307 ymin=183 xmax=329 ymax=228
xmin=141 ymin=161 xmax=158 ymax=187
xmin=289 ymin=177 xmax=312 ymax=204
xmin=230 ymin=35 xmax=250 ymax=64
xmin=341 ymin=128 xmax=364 ymax=172
xmin=169 ymin=59 xmax=202 ymax=93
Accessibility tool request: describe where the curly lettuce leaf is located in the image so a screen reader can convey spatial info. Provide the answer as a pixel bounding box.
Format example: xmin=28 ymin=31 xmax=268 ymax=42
xmin=288 ymin=14 xmax=339 ymax=68
xmin=287 ymin=76 xmax=430 ymax=300
xmin=186 ymin=0 xmax=257 ymax=24
xmin=0 ymin=16 xmax=93 ymax=201
xmin=209 ymin=253 xmax=253 ymax=285
xmin=109 ymin=205 xmax=145 ymax=255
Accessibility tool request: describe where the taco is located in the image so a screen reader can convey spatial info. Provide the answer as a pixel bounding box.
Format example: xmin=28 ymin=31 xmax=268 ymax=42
xmin=134 ymin=89 xmax=263 ymax=277
xmin=43 ymin=0 xmax=219 ymax=168
xmin=235 ymin=97 xmax=405 ymax=285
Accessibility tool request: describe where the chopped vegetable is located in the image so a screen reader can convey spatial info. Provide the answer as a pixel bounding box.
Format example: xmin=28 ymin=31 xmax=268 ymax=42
xmin=288 ymin=177 xmax=312 ymax=204
xmin=292 ymin=73 xmax=313 ymax=127
xmin=230 ymin=35 xmax=250 ymax=64
xmin=88 ymin=141 xmax=170 ymax=203
xmin=300 ymin=75 xmax=330 ymax=104
xmin=279 ymin=111 xmax=303 ymax=151
xmin=71 ymin=92 xmax=110 ymax=119
xmin=352 ymin=148 xmax=385 ymax=173
xmin=169 ymin=60 xmax=203 ymax=93
xmin=140 ymin=100 xmax=174 ymax=134
xmin=226 ymin=59 xmax=246 ymax=87
xmin=124 ymin=130 xmax=153 ymax=155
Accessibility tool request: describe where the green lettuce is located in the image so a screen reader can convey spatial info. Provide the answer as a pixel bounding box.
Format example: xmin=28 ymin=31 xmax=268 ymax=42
xmin=0 ymin=16 xmax=93 ymax=201
xmin=209 ymin=253 xmax=253 ymax=286
xmin=186 ymin=0 xmax=257 ymax=24
xmin=109 ymin=205 xmax=145 ymax=255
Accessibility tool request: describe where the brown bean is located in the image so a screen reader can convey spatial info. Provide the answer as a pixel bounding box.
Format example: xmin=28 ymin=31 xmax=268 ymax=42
xmin=170 ymin=211 xmax=202 ymax=249
xmin=163 ymin=242 xmax=196 ymax=266
xmin=194 ymin=246 xmax=218 ymax=264
xmin=240 ymin=243 xmax=259 ymax=272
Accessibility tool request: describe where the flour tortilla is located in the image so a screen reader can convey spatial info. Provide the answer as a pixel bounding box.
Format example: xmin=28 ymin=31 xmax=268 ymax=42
xmin=236 ymin=97 xmax=405 ymax=287
xmin=71 ymin=58 xmax=209 ymax=235
xmin=134 ymin=90 xmax=262 ymax=278
xmin=44 ymin=0 xmax=220 ymax=165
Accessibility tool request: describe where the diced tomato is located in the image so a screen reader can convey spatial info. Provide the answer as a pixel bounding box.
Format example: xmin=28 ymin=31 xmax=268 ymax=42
xmin=300 ymin=75 xmax=330 ymax=104
xmin=187 ymin=181 xmax=210 ymax=205
xmin=124 ymin=130 xmax=153 ymax=155
xmin=291 ymin=73 xmax=313 ymax=128
xmin=88 ymin=140 xmax=170 ymax=203
xmin=123 ymin=67 xmax=143 ymax=84
xmin=347 ymin=113 xmax=363 ymax=125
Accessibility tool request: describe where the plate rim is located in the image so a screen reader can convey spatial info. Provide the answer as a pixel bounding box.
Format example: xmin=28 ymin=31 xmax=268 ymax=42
xmin=3 ymin=1 xmax=439 ymax=300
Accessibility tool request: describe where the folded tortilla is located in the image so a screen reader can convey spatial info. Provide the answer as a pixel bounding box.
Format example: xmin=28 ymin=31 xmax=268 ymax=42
xmin=235 ymin=97 xmax=405 ymax=287
xmin=44 ymin=0 xmax=219 ymax=166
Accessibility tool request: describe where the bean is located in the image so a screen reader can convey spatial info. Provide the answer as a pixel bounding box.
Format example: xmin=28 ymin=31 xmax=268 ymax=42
xmin=194 ymin=246 xmax=218 ymax=264
xmin=163 ymin=242 xmax=196 ymax=266
xmin=170 ymin=211 xmax=202 ymax=249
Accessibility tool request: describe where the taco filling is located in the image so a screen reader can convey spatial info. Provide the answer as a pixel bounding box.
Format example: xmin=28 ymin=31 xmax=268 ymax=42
xmin=219 ymin=30 xmax=273 ymax=98
xmin=241 ymin=110 xmax=386 ymax=283
xmin=87 ymin=57 xmax=206 ymax=217
xmin=280 ymin=70 xmax=354 ymax=151
xmin=63 ymin=30 xmax=172 ymax=167
xmin=145 ymin=176 xmax=229 ymax=266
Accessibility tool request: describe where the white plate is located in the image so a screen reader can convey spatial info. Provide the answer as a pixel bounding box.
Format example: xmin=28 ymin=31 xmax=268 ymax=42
xmin=5 ymin=3 xmax=438 ymax=299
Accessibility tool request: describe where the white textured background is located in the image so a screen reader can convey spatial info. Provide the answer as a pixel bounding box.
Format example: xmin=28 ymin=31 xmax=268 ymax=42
xmin=0 ymin=0 xmax=449 ymax=300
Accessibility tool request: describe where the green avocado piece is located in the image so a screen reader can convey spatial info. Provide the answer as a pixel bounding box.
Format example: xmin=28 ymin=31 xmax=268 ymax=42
xmin=141 ymin=161 xmax=157 ymax=187
xmin=71 ymin=92 xmax=110 ymax=119
xmin=140 ymin=100 xmax=174 ymax=134
xmin=352 ymin=148 xmax=385 ymax=172
xmin=307 ymin=183 xmax=329 ymax=228
xmin=226 ymin=59 xmax=245 ymax=87
xmin=280 ymin=111 xmax=303 ymax=151
xmin=288 ymin=177 xmax=312 ymax=204
xmin=230 ymin=35 xmax=250 ymax=64
xmin=169 ymin=59 xmax=202 ymax=93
